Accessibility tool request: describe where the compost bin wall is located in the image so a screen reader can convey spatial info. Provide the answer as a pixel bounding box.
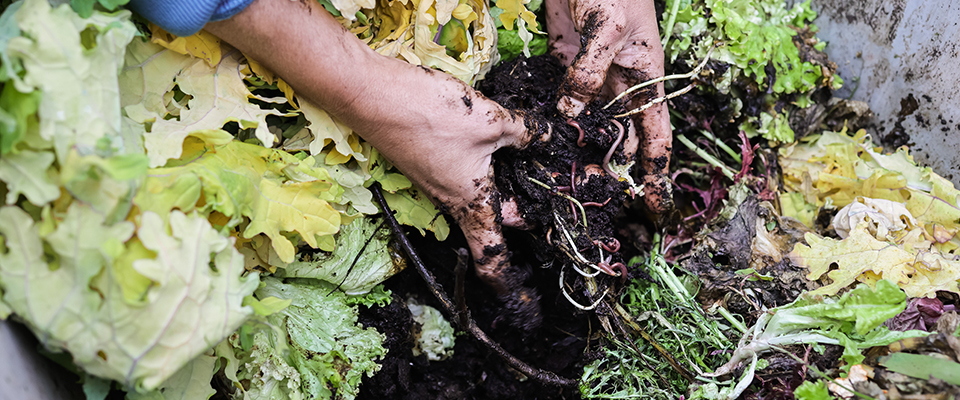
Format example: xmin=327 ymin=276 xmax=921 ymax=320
xmin=788 ymin=0 xmax=960 ymax=186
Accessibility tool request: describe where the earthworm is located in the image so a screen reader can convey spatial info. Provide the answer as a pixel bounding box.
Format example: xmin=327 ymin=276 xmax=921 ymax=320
xmin=603 ymin=119 xmax=625 ymax=180
xmin=582 ymin=198 xmax=612 ymax=207
xmin=567 ymin=118 xmax=586 ymax=147
xmin=570 ymin=161 xmax=577 ymax=195
xmin=592 ymin=237 xmax=620 ymax=253
xmin=546 ymin=227 xmax=553 ymax=246
xmin=569 ymin=199 xmax=578 ymax=225
xmin=595 ymin=256 xmax=627 ymax=283
xmin=555 ymin=185 xmax=572 ymax=192
xmin=611 ymin=262 xmax=627 ymax=284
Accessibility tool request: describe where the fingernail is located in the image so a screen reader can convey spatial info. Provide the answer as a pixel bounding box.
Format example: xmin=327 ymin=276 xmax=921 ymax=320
xmin=558 ymin=95 xmax=586 ymax=118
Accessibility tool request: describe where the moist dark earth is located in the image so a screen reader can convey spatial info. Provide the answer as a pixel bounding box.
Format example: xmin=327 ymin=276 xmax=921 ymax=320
xmin=357 ymin=55 xmax=643 ymax=400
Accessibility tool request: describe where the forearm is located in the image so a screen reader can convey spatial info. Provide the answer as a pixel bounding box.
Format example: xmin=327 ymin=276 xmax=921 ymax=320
xmin=205 ymin=0 xmax=504 ymax=156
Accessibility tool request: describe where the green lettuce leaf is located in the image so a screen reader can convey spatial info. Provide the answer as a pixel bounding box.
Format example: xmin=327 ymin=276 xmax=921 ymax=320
xmin=279 ymin=217 xmax=401 ymax=295
xmin=233 ymin=278 xmax=387 ymax=400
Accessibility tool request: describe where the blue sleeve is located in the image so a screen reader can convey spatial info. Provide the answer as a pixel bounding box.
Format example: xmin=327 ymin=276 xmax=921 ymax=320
xmin=128 ymin=0 xmax=255 ymax=37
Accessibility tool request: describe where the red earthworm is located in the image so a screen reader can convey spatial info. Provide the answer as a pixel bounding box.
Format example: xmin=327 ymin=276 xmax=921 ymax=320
xmin=570 ymin=161 xmax=577 ymax=195
xmin=555 ymin=185 xmax=572 ymax=192
xmin=592 ymin=237 xmax=620 ymax=253
xmin=569 ymin=199 xmax=578 ymax=224
xmin=568 ymin=118 xmax=586 ymax=147
xmin=611 ymin=262 xmax=627 ymax=284
xmin=582 ymin=198 xmax=612 ymax=207
xmin=603 ymin=119 xmax=625 ymax=180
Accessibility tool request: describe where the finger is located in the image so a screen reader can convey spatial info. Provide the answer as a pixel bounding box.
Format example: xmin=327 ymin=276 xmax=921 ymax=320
xmin=448 ymin=178 xmax=514 ymax=293
xmin=501 ymin=196 xmax=534 ymax=230
xmin=557 ymin=4 xmax=627 ymax=117
xmin=544 ymin=0 xmax=579 ymax=66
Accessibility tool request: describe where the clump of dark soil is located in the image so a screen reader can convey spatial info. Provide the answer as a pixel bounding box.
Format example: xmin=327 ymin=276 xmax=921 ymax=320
xmin=480 ymin=56 xmax=632 ymax=260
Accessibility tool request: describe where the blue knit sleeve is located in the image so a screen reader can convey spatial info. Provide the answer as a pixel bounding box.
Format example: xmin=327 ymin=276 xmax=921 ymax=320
xmin=128 ymin=0 xmax=256 ymax=37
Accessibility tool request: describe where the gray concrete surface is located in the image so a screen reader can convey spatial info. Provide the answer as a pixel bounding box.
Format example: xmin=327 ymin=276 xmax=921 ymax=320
xmin=0 ymin=320 xmax=83 ymax=400
xmin=792 ymin=0 xmax=960 ymax=185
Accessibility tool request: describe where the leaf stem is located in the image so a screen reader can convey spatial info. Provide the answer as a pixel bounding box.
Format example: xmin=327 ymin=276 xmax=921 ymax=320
xmin=699 ymin=129 xmax=742 ymax=164
xmin=676 ymin=134 xmax=736 ymax=179
xmin=661 ymin=0 xmax=682 ymax=49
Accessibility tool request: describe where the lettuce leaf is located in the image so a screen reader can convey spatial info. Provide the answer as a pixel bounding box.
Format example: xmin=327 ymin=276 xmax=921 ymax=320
xmin=0 ymin=206 xmax=258 ymax=390
xmin=232 ymin=278 xmax=387 ymax=400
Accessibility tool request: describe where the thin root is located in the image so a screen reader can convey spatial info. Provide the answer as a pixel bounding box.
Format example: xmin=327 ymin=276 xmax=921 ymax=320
xmin=560 ymin=267 xmax=609 ymax=310
xmin=604 ymin=47 xmax=714 ymax=110
xmin=616 ymin=83 xmax=696 ymax=119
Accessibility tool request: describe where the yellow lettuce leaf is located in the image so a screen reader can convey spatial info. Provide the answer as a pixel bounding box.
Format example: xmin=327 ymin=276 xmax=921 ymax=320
xmin=136 ymin=131 xmax=343 ymax=263
xmin=791 ymin=224 xmax=960 ymax=298
xmin=148 ymin=24 xmax=222 ymax=67
xmin=780 ymin=129 xmax=960 ymax=252
xmin=121 ymin=44 xmax=291 ymax=167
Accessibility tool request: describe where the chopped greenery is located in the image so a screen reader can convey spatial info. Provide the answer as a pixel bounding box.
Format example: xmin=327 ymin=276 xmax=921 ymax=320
xmin=580 ymin=246 xmax=733 ymax=399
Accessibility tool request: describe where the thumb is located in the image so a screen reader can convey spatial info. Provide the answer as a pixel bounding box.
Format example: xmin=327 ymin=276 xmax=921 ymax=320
xmin=557 ymin=7 xmax=626 ymax=117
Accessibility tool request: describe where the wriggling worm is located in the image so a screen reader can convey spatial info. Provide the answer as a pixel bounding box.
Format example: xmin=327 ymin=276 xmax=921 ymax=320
xmin=603 ymin=119 xmax=625 ymax=180
xmin=567 ymin=118 xmax=586 ymax=147
xmin=570 ymin=161 xmax=577 ymax=195
xmin=592 ymin=237 xmax=621 ymax=253
xmin=582 ymin=198 xmax=612 ymax=207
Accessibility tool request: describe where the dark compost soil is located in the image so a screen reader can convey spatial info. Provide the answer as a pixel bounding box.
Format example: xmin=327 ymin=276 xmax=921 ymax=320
xmin=357 ymin=55 xmax=646 ymax=400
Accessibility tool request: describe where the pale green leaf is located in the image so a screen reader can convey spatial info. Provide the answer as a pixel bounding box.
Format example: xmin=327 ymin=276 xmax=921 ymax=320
xmin=0 ymin=149 xmax=59 ymax=205
xmin=127 ymin=351 xmax=218 ymax=400
xmin=383 ymin=188 xmax=449 ymax=240
xmin=7 ymin=0 xmax=136 ymax=160
xmin=0 ymin=206 xmax=259 ymax=390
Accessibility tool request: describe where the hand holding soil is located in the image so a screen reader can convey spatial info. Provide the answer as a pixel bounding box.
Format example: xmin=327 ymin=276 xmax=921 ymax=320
xmin=207 ymin=0 xmax=543 ymax=325
xmin=546 ymin=0 xmax=674 ymax=212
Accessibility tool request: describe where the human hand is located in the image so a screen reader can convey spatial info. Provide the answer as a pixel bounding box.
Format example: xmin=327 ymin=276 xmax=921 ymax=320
xmin=545 ymin=0 xmax=674 ymax=213
xmin=206 ymin=0 xmax=543 ymax=326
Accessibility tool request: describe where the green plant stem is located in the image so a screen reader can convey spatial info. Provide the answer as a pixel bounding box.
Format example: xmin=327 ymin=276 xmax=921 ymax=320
xmin=699 ymin=129 xmax=742 ymax=164
xmin=717 ymin=306 xmax=748 ymax=334
xmin=662 ymin=0 xmax=682 ymax=49
xmin=677 ymin=134 xmax=736 ymax=179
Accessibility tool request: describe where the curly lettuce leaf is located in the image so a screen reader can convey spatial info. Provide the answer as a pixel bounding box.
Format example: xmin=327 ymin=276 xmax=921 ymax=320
xmin=279 ymin=217 xmax=401 ymax=295
xmin=7 ymin=0 xmax=136 ymax=160
xmin=135 ymin=130 xmax=343 ymax=263
xmin=0 ymin=205 xmax=259 ymax=390
xmin=233 ymin=278 xmax=387 ymax=400
xmin=121 ymin=42 xmax=291 ymax=166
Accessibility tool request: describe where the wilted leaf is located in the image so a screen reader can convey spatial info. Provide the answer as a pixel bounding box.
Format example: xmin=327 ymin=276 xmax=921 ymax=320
xmin=791 ymin=225 xmax=960 ymax=298
xmin=123 ymin=45 xmax=290 ymax=167
xmin=279 ymin=217 xmax=400 ymax=295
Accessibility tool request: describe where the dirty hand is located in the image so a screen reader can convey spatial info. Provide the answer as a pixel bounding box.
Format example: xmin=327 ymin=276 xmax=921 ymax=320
xmin=545 ymin=0 xmax=674 ymax=213
xmin=206 ymin=0 xmax=540 ymax=321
